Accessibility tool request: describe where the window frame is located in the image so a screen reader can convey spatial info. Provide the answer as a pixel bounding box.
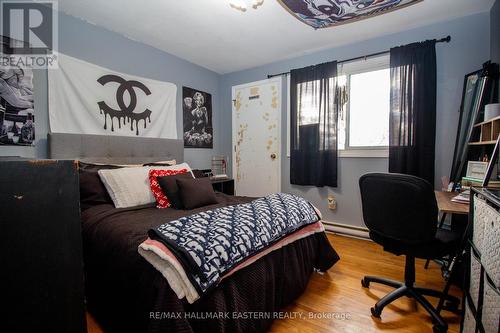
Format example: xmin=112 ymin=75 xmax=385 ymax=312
xmin=338 ymin=55 xmax=390 ymax=157
xmin=286 ymin=54 xmax=390 ymax=158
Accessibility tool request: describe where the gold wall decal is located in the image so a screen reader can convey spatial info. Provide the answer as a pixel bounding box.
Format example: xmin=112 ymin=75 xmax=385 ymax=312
xmin=235 ymin=123 xmax=248 ymax=181
xmin=234 ymin=91 xmax=242 ymax=112
xmin=271 ymin=88 xmax=278 ymax=109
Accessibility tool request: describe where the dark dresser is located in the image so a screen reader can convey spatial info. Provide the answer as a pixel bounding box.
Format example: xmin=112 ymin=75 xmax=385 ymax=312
xmin=464 ymin=188 xmax=500 ymax=332
xmin=0 ymin=160 xmax=86 ymax=333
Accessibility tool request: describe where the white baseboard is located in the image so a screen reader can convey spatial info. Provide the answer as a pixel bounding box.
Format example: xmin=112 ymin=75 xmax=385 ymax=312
xmin=322 ymin=220 xmax=370 ymax=240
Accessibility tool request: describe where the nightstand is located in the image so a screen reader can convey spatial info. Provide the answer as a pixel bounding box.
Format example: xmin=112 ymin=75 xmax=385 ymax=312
xmin=211 ymin=178 xmax=235 ymax=195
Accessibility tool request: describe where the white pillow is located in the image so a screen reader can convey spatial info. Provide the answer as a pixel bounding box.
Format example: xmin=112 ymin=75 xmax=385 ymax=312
xmin=98 ymin=162 xmax=193 ymax=208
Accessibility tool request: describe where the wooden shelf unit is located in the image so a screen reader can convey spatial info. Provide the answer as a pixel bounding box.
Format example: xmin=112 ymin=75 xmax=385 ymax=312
xmin=469 ymin=115 xmax=500 ymax=145
xmin=469 ymin=140 xmax=497 ymax=145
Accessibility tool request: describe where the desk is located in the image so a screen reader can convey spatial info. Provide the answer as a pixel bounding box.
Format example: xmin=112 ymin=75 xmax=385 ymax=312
xmin=425 ymin=191 xmax=469 ymax=270
xmin=435 ymin=191 xmax=469 ymax=215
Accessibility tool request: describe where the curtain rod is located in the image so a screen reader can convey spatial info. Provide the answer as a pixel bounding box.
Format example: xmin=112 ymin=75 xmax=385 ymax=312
xmin=267 ymin=35 xmax=451 ymax=79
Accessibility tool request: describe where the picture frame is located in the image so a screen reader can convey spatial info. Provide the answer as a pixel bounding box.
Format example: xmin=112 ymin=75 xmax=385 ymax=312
xmin=182 ymin=86 xmax=213 ymax=148
xmin=0 ymin=35 xmax=36 ymax=146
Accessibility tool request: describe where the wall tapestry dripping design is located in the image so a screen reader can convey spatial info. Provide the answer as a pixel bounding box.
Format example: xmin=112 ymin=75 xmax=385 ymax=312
xmin=97 ymin=74 xmax=152 ymax=135
xmin=0 ymin=36 xmax=35 ymax=146
xmin=48 ymin=53 xmax=177 ymax=139
xmin=277 ymin=0 xmax=422 ymax=29
xmin=183 ymin=86 xmax=213 ymax=148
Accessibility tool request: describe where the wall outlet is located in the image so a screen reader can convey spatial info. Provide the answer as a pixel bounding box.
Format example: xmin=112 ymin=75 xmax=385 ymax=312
xmin=327 ymin=195 xmax=336 ymax=210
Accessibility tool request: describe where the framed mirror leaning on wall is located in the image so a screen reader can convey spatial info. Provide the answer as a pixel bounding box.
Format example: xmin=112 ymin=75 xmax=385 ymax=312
xmin=450 ymin=61 xmax=499 ymax=186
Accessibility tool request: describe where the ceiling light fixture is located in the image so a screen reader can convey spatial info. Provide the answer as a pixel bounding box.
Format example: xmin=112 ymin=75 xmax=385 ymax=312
xmin=229 ymin=0 xmax=264 ymax=12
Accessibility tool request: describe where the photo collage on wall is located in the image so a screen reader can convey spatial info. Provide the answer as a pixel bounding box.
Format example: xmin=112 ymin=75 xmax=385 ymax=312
xmin=182 ymin=86 xmax=213 ymax=148
xmin=0 ymin=36 xmax=35 ymax=146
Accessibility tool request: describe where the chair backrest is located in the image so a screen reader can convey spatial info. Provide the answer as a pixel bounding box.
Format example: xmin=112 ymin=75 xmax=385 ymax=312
xmin=359 ymin=173 xmax=438 ymax=244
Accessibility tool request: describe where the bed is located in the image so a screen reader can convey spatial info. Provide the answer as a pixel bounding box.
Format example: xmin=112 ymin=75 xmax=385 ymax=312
xmin=48 ymin=133 xmax=340 ymax=333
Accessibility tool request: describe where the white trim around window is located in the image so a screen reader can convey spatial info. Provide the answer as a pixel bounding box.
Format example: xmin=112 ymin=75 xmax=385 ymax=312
xmin=337 ymin=53 xmax=389 ymax=75
xmin=286 ymin=54 xmax=390 ymax=159
xmin=339 ymin=149 xmax=388 ymax=158
xmin=285 ymin=149 xmax=388 ymax=159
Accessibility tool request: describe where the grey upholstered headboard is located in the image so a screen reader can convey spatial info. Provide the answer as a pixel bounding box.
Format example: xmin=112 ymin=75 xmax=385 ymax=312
xmin=48 ymin=133 xmax=184 ymax=164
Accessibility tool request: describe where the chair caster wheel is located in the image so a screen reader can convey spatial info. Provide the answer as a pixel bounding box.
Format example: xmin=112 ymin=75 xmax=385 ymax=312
xmin=361 ymin=278 xmax=369 ymax=288
xmin=433 ymin=325 xmax=447 ymax=333
xmin=370 ymin=307 xmax=381 ymax=318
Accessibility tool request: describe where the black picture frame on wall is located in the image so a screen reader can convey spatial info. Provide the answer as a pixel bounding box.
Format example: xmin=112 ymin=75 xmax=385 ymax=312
xmin=0 ymin=35 xmax=36 ymax=146
xmin=182 ymin=86 xmax=213 ymax=148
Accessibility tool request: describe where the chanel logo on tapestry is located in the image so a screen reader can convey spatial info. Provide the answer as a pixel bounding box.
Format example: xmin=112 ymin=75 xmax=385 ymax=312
xmin=97 ymin=74 xmax=152 ymax=135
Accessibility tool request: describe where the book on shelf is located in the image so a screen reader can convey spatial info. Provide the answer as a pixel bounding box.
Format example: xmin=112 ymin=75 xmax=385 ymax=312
xmin=461 ymin=176 xmax=500 ymax=188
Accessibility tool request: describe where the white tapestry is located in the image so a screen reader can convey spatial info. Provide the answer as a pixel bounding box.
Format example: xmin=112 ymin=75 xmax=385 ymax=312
xmin=48 ymin=53 xmax=177 ymax=138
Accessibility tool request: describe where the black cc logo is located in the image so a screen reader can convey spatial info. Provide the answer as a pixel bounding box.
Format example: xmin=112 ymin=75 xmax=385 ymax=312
xmin=97 ymin=74 xmax=152 ymax=135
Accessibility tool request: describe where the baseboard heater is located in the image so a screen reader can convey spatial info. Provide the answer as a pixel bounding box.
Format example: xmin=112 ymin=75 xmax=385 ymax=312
xmin=322 ymin=221 xmax=370 ymax=239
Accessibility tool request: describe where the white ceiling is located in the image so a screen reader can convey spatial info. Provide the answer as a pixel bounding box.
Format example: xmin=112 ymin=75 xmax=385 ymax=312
xmin=58 ymin=0 xmax=495 ymax=74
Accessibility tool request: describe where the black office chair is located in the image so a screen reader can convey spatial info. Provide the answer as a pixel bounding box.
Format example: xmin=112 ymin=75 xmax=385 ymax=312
xmin=359 ymin=173 xmax=462 ymax=333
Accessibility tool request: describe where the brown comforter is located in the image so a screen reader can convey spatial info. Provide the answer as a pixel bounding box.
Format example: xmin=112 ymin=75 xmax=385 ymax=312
xmin=81 ymin=193 xmax=339 ymax=333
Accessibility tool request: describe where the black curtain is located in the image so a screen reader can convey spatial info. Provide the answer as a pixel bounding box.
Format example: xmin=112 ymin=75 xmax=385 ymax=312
xmin=290 ymin=61 xmax=338 ymax=187
xmin=389 ymin=40 xmax=437 ymax=185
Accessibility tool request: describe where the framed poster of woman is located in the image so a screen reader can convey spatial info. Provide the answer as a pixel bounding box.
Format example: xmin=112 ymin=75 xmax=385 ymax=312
xmin=182 ymin=86 xmax=213 ymax=148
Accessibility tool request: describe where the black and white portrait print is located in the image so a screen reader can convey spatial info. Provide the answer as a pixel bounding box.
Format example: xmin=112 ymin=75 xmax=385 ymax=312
xmin=183 ymin=86 xmax=213 ymax=148
xmin=0 ymin=36 xmax=35 ymax=146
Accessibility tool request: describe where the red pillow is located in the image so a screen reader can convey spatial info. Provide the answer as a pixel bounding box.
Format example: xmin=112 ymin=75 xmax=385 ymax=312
xmin=149 ymin=168 xmax=189 ymax=208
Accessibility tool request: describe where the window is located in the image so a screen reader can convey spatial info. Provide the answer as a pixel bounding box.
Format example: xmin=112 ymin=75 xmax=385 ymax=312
xmin=338 ymin=55 xmax=390 ymax=153
xmin=348 ymin=69 xmax=390 ymax=147
xmin=287 ymin=55 xmax=390 ymax=158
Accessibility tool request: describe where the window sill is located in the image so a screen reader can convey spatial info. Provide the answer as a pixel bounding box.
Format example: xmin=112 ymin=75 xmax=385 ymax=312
xmin=339 ymin=149 xmax=388 ymax=158
xmin=285 ymin=149 xmax=389 ymax=158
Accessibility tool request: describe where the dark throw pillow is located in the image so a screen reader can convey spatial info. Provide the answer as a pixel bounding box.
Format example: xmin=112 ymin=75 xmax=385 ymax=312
xmin=157 ymin=172 xmax=194 ymax=209
xmin=78 ymin=162 xmax=122 ymax=210
xmin=176 ymin=177 xmax=218 ymax=210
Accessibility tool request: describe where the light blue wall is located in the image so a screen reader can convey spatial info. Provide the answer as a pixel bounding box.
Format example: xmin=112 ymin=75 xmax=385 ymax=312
xmin=0 ymin=10 xmax=222 ymax=170
xmin=220 ymin=13 xmax=491 ymax=228
xmin=2 ymin=8 xmax=491 ymax=228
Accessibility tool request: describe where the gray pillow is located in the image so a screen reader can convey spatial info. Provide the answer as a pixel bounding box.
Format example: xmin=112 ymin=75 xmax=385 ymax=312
xmin=176 ymin=177 xmax=218 ymax=209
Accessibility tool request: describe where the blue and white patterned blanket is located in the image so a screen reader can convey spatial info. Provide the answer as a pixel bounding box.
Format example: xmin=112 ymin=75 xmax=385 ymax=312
xmin=148 ymin=193 xmax=320 ymax=295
